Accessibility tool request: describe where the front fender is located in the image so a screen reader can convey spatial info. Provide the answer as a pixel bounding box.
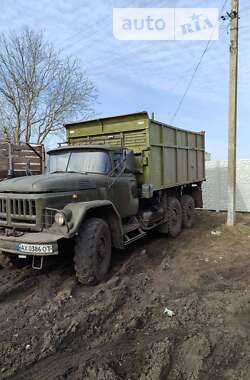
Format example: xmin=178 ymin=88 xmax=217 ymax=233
xmin=65 ymin=200 xmax=124 ymax=249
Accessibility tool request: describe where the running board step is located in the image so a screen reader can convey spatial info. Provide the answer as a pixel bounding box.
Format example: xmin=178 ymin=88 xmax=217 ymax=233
xmin=124 ymin=227 xmax=146 ymax=246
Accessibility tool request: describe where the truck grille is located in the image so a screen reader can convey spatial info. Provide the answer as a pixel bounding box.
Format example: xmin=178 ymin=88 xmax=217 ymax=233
xmin=0 ymin=198 xmax=37 ymax=226
xmin=10 ymin=199 xmax=36 ymax=224
xmin=0 ymin=199 xmax=7 ymax=223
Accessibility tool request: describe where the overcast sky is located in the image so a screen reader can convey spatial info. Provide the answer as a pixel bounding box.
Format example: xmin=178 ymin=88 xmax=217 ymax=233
xmin=1 ymin=0 xmax=249 ymax=159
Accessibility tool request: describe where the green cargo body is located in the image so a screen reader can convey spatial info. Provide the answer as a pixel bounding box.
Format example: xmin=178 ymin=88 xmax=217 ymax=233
xmin=65 ymin=112 xmax=205 ymax=191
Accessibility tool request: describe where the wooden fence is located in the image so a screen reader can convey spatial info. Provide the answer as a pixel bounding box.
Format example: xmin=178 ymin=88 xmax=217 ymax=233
xmin=0 ymin=142 xmax=45 ymax=180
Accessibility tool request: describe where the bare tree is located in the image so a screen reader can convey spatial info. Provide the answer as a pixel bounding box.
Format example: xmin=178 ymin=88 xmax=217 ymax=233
xmin=0 ymin=27 xmax=97 ymax=144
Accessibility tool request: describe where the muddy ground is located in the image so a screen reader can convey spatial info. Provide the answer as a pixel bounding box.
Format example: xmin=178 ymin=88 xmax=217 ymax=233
xmin=1 ymin=211 xmax=250 ymax=379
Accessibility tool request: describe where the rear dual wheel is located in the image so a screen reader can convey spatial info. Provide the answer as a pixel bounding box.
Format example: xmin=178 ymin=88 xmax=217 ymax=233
xmin=157 ymin=194 xmax=195 ymax=237
xmin=181 ymin=194 xmax=195 ymax=228
xmin=167 ymin=197 xmax=183 ymax=237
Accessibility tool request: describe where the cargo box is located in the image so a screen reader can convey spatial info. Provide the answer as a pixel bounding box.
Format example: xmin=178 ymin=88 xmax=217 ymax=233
xmin=65 ymin=112 xmax=205 ymax=191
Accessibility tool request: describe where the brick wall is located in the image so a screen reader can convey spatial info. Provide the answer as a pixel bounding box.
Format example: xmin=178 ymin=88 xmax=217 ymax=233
xmin=203 ymin=160 xmax=250 ymax=212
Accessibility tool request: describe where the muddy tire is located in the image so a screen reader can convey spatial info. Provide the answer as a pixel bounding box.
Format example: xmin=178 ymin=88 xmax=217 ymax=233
xmin=167 ymin=197 xmax=182 ymax=238
xmin=181 ymin=194 xmax=195 ymax=228
xmin=74 ymin=218 xmax=111 ymax=285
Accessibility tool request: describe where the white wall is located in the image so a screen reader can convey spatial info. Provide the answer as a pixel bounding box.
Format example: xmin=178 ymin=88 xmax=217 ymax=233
xmin=203 ymin=160 xmax=250 ymax=212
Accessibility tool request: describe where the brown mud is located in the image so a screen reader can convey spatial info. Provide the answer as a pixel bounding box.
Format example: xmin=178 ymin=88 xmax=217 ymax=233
xmin=1 ymin=211 xmax=250 ymax=380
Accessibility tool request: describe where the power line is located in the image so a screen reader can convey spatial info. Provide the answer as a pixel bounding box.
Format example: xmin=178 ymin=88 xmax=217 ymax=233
xmin=170 ymin=0 xmax=229 ymax=124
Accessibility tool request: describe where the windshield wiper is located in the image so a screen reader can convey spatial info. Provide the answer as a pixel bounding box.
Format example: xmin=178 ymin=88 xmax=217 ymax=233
xmin=49 ymin=170 xmax=66 ymax=174
xmin=49 ymin=170 xmax=88 ymax=174
xmin=67 ymin=170 xmax=88 ymax=174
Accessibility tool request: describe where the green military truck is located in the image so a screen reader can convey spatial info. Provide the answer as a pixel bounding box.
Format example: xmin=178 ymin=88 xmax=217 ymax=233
xmin=0 ymin=112 xmax=205 ymax=284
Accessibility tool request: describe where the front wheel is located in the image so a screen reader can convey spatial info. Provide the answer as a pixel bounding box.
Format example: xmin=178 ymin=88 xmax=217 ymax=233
xmin=74 ymin=218 xmax=111 ymax=285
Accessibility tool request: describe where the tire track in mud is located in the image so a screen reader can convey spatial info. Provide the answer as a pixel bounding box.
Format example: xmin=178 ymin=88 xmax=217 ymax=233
xmin=0 ymin=265 xmax=71 ymax=305
xmin=0 ymin=272 xmax=37 ymax=303
xmin=8 ymin=328 xmax=184 ymax=380
xmin=0 ymin=266 xmax=79 ymax=379
xmin=0 ymin=247 xmax=158 ymax=379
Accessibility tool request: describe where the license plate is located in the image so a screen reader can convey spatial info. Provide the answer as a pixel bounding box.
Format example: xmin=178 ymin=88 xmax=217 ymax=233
xmin=17 ymin=243 xmax=53 ymax=254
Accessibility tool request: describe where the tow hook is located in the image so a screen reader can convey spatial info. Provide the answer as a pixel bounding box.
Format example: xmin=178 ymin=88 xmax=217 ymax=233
xmin=32 ymin=256 xmax=44 ymax=270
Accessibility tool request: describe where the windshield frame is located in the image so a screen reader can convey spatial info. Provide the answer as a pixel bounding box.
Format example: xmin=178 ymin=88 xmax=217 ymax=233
xmin=47 ymin=149 xmax=112 ymax=175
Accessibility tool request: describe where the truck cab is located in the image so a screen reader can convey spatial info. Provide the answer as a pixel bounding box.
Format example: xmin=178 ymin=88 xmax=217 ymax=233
xmin=46 ymin=145 xmax=139 ymax=218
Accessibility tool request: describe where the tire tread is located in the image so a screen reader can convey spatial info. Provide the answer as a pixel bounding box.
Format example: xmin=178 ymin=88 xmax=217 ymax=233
xmin=74 ymin=218 xmax=111 ymax=285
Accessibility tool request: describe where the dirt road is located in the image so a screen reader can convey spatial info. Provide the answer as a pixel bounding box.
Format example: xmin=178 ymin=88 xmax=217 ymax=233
xmin=1 ymin=211 xmax=250 ymax=379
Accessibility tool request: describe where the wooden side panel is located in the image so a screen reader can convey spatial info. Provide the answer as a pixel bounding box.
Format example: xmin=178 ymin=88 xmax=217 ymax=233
xmin=0 ymin=142 xmax=44 ymax=180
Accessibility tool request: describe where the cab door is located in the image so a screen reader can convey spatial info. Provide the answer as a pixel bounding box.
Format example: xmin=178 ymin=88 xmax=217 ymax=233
xmin=108 ymin=151 xmax=139 ymax=218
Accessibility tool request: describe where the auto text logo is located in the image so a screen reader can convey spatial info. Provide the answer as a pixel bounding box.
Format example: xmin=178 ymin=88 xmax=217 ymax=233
xmin=113 ymin=8 xmax=219 ymax=41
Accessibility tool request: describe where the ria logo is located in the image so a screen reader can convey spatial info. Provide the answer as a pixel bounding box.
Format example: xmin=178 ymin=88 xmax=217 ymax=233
xmin=179 ymin=12 xmax=215 ymax=39
xmin=181 ymin=13 xmax=214 ymax=34
xmin=175 ymin=8 xmax=218 ymax=40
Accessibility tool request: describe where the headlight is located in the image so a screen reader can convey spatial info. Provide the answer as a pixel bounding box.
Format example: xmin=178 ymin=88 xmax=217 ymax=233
xmin=55 ymin=212 xmax=65 ymax=226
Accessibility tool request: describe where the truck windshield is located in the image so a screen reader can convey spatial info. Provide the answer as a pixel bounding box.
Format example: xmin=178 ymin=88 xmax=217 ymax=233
xmin=47 ymin=150 xmax=111 ymax=174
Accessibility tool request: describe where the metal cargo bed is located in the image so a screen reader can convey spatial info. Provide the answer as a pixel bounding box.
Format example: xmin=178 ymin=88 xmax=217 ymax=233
xmin=64 ymin=112 xmax=205 ymax=190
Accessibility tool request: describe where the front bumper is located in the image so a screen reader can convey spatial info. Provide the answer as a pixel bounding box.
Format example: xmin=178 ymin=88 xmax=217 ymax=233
xmin=0 ymin=231 xmax=63 ymax=256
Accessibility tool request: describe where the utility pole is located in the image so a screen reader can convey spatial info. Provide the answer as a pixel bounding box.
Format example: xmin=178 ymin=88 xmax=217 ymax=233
xmin=227 ymin=0 xmax=239 ymax=226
